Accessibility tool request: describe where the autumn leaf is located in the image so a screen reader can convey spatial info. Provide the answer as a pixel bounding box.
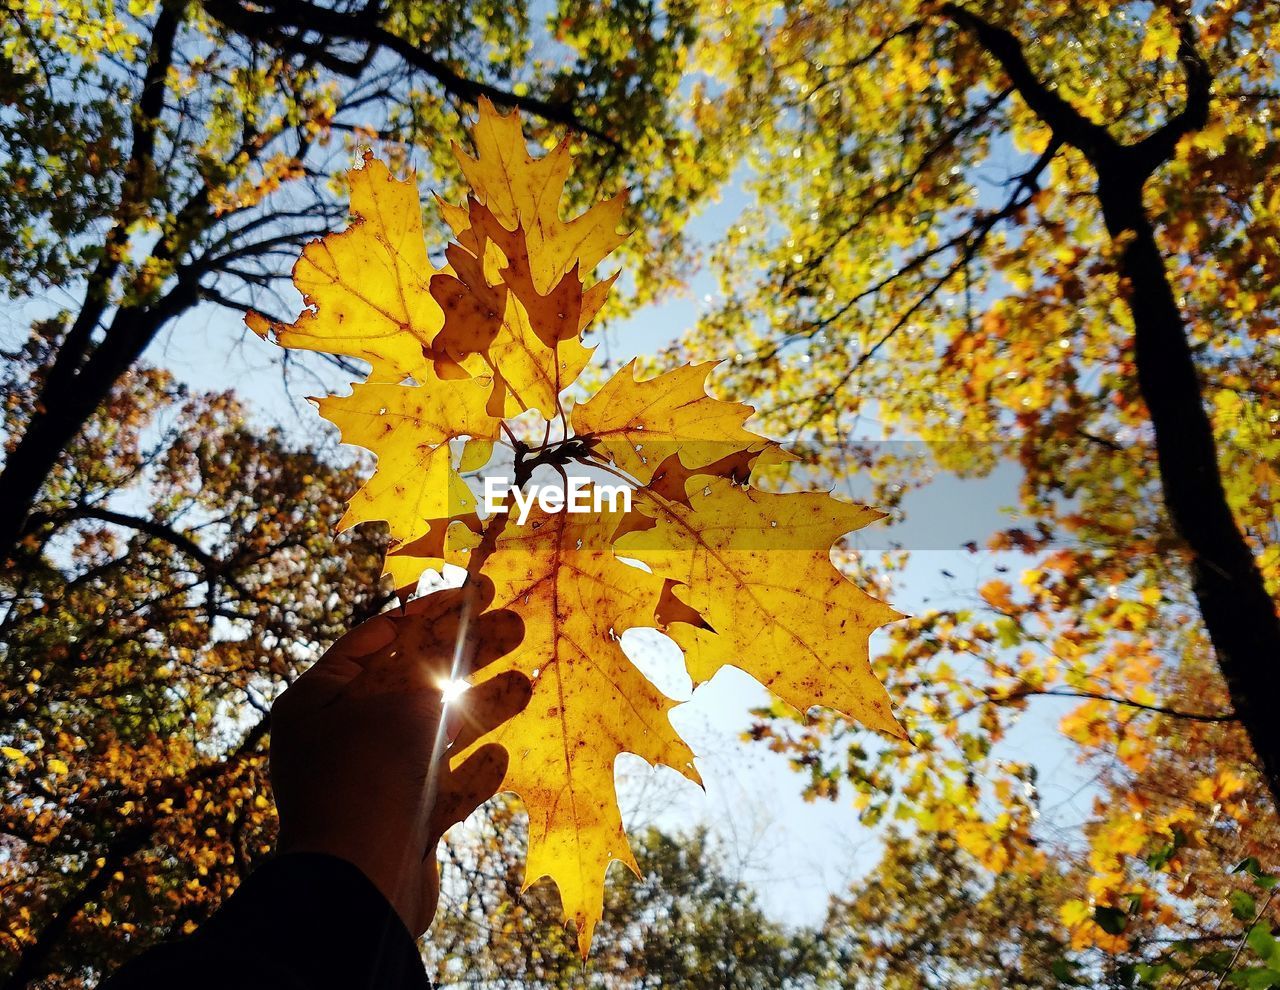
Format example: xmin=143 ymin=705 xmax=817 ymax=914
xmin=452 ymin=506 xmax=701 ymax=954
xmin=644 ymin=445 xmax=796 ymax=506
xmin=617 ymin=479 xmax=905 ymax=736
xmin=314 ymin=376 xmax=500 ymax=547
xmin=452 ymin=99 xmax=629 ymax=293
xmin=571 ymin=359 xmax=770 ymax=484
xmin=247 ymin=153 xmax=440 ymax=383
xmin=382 ymin=515 xmax=483 ymax=598
xmin=24 ymin=1 xmax=1280 ymax=978
xmin=487 ymin=291 xmax=594 ymax=419
xmin=459 ymin=198 xmax=612 ymax=348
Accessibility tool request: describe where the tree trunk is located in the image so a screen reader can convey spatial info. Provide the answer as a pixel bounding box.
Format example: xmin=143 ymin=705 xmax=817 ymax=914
xmin=1098 ymin=166 xmax=1280 ymax=800
xmin=0 ymin=287 xmax=197 ymax=563
xmin=0 ymin=0 xmax=188 ymax=565
xmin=942 ymin=0 xmax=1280 ymax=804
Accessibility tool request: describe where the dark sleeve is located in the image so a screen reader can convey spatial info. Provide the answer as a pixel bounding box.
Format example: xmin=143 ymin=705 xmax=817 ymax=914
xmin=101 ymin=853 xmax=431 ymax=990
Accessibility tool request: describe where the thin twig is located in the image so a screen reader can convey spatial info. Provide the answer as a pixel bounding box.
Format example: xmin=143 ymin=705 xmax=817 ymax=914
xmin=1213 ymin=887 xmax=1277 ymax=990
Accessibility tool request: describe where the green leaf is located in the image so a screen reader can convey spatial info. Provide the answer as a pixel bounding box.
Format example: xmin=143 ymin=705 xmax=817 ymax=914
xmin=1249 ymin=925 xmax=1280 ymax=967
xmin=1234 ymin=890 xmax=1259 ymax=921
xmin=1197 ymin=949 xmax=1238 ymax=974
xmin=995 ymin=617 xmax=1023 ymax=648
xmin=1227 ymin=967 xmax=1280 ymax=989
xmin=1051 ymin=957 xmax=1084 ymax=986
xmin=1236 ymin=858 xmax=1280 ymax=889
xmin=1145 ymin=827 xmax=1186 ymax=871
xmin=1131 ymin=961 xmax=1179 ymax=986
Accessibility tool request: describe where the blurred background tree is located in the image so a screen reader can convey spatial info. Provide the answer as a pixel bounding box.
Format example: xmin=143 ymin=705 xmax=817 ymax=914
xmin=0 ymin=335 xmax=392 ymax=985
xmin=0 ymin=0 xmax=706 ymax=558
xmin=428 ymin=799 xmax=825 ymax=988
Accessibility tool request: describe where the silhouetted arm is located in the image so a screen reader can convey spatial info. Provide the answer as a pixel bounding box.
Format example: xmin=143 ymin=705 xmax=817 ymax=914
xmin=102 ymin=853 xmax=431 ymax=990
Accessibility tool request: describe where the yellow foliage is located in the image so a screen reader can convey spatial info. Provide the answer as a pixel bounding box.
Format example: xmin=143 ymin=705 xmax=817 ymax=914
xmin=453 ymin=508 xmax=700 ymax=953
xmin=247 ymin=154 xmax=441 ymax=383
xmin=620 ymin=480 xmax=903 ymax=735
xmin=571 ymin=360 xmax=768 ymax=484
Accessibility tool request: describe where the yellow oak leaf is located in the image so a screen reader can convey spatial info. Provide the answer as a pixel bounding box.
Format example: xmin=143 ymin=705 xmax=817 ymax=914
xmin=644 ymin=444 xmax=798 ymax=506
xmin=255 ymin=97 xmax=905 ymax=962
xmin=382 ymin=515 xmax=483 ymax=598
xmin=459 ymin=198 xmax=618 ymax=347
xmin=571 ymin=360 xmax=771 ymax=484
xmin=453 ymin=97 xmax=628 ymax=293
xmin=247 ymin=153 xmax=440 ymax=383
xmin=458 ymin=438 xmax=495 ymax=473
xmin=430 ymin=238 xmax=508 ymax=359
xmin=430 ymin=198 xmax=603 ymax=416
xmin=618 ymin=479 xmax=904 ymax=737
xmin=488 ymin=292 xmax=594 ymax=419
xmin=315 ymin=377 xmax=499 ymax=546
xmin=452 ymin=506 xmax=701 ymax=954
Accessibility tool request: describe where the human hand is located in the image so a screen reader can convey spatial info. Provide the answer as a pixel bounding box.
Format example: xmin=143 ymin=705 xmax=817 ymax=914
xmin=269 ymin=582 xmax=529 ymax=936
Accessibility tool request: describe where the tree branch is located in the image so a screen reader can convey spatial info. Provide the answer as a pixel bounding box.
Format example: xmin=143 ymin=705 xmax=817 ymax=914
xmin=33 ymin=0 xmax=183 ymax=404
xmin=27 ymin=507 xmax=215 ymax=572
xmin=940 ymin=3 xmax=1117 ymax=161
xmin=1129 ymin=1 xmax=1214 ymax=179
xmin=764 ymin=135 xmax=1062 ymax=421
xmin=20 ymin=504 xmax=260 ymax=612
xmin=198 ymin=0 xmax=621 ymax=147
xmin=987 ymin=686 xmax=1236 ymax=724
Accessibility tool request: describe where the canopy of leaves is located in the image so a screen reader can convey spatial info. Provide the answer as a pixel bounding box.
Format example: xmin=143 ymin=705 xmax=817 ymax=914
xmin=0 ymin=327 xmax=392 ymax=985
xmin=651 ymin=0 xmax=1280 ymax=977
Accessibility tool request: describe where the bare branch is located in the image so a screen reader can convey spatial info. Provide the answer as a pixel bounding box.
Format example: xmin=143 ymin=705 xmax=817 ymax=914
xmin=986 ymin=686 xmax=1236 ymax=724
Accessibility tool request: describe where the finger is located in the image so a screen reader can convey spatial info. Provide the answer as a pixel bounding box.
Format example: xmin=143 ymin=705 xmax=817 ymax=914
xmin=311 ymin=581 xmax=522 ymax=703
xmin=443 ymin=701 xmax=463 ymax=743
xmin=464 ymin=608 xmax=524 ymax=677
xmin=399 ymin=584 xmax=467 ymax=621
xmin=427 ymin=742 xmax=508 ymax=843
xmin=341 ymin=599 xmax=476 ymax=699
xmin=417 ymin=855 xmax=441 ymax=937
xmin=331 ymin=611 xmax=399 ymax=659
xmin=273 ymin=610 xmax=402 ymax=712
xmin=447 ymin=671 xmax=532 ymax=753
xmin=361 ymin=585 xmax=492 ymax=686
xmin=373 ymin=598 xmax=520 ymax=695
xmin=399 ymin=576 xmax=493 ymax=625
